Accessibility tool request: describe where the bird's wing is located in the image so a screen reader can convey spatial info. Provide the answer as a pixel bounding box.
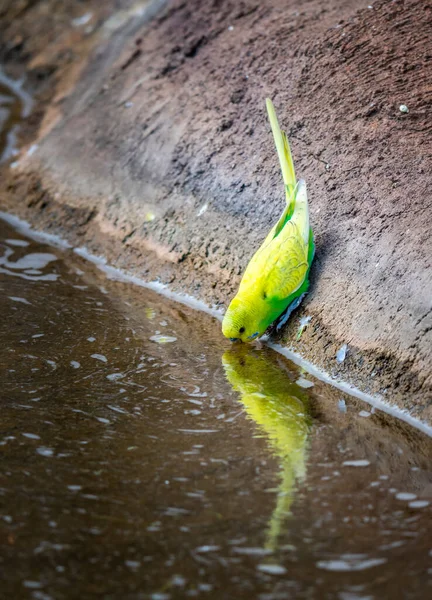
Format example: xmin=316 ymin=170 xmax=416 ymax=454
xmin=263 ymin=224 xmax=309 ymax=301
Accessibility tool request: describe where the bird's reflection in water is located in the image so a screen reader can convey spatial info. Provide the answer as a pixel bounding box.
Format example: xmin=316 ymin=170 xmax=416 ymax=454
xmin=222 ymin=346 xmax=311 ymax=551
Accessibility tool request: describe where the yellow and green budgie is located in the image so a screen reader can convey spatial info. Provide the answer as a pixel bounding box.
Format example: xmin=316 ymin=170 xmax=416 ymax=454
xmin=222 ymin=98 xmax=314 ymax=342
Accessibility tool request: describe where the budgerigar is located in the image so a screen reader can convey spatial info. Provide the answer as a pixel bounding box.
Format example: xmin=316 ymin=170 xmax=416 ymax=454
xmin=222 ymin=98 xmax=314 ymax=342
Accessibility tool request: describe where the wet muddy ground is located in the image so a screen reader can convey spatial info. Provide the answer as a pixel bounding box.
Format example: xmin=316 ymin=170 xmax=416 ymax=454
xmin=1 ymin=217 xmax=431 ymax=599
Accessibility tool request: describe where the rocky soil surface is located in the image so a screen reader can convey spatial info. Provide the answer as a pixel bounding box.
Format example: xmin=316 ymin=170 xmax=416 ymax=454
xmin=0 ymin=0 xmax=431 ymax=421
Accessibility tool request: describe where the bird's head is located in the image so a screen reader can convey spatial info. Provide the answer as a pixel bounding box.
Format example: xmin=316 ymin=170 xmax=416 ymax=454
xmin=222 ymin=296 xmax=265 ymax=343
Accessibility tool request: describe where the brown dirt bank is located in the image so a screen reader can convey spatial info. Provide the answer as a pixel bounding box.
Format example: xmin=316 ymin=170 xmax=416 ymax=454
xmin=0 ymin=0 xmax=431 ymax=422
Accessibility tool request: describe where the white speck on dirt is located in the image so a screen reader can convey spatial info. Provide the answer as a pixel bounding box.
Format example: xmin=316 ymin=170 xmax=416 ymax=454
xmin=72 ymin=13 xmax=93 ymax=27
xmin=336 ymin=344 xmax=348 ymax=363
xmin=359 ymin=410 xmax=371 ymax=418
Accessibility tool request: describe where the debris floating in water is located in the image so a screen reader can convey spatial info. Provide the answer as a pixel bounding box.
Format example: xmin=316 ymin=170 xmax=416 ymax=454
xmin=106 ymin=372 xmax=124 ymax=381
xmin=22 ymin=433 xmax=40 ymax=440
xmin=336 ymin=344 xmax=348 ymax=363
xmin=343 ymin=459 xmax=370 ymax=467
xmin=150 ymin=334 xmax=177 ymax=344
xmin=36 ymin=447 xmax=54 ymax=457
xmin=9 ymin=296 xmax=32 ymax=305
xmin=91 ymin=353 xmax=108 ymax=363
xmin=317 ymin=557 xmax=387 ymax=572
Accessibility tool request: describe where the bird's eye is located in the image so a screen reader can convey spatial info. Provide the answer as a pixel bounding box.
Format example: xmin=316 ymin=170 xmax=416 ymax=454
xmin=263 ymin=291 xmax=267 ymax=299
xmin=239 ymin=326 xmax=245 ymax=334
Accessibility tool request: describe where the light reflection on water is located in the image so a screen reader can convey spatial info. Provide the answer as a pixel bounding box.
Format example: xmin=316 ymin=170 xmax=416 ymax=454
xmin=0 ymin=218 xmax=431 ymax=599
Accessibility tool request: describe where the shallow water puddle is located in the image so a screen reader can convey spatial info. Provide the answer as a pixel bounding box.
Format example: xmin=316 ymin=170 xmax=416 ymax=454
xmin=0 ymin=218 xmax=431 ymax=599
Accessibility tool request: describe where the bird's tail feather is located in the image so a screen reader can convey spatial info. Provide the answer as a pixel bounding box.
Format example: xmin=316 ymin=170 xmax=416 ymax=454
xmin=266 ymin=98 xmax=296 ymax=202
xmin=291 ymin=179 xmax=310 ymax=245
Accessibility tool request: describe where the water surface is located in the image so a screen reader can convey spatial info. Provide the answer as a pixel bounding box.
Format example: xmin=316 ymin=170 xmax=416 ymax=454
xmin=0 ymin=218 xmax=431 ymax=600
